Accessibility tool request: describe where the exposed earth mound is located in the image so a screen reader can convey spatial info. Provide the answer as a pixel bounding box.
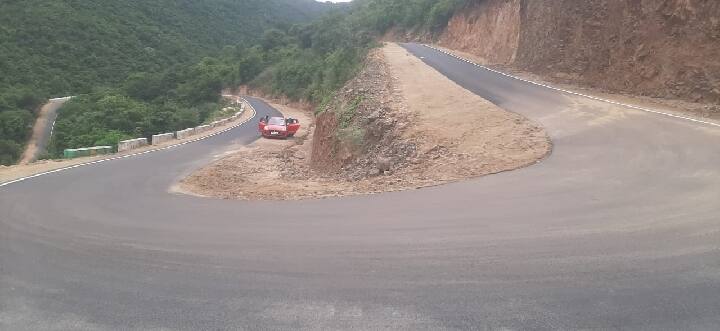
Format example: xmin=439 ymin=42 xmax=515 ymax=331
xmin=178 ymin=43 xmax=550 ymax=200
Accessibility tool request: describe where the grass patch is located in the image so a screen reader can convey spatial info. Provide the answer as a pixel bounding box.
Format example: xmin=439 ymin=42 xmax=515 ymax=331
xmin=337 ymin=96 xmax=363 ymax=129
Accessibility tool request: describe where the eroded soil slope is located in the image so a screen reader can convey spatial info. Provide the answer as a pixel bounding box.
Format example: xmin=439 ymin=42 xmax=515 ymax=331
xmin=441 ymin=0 xmax=720 ymax=105
xmin=179 ymin=44 xmax=550 ymax=200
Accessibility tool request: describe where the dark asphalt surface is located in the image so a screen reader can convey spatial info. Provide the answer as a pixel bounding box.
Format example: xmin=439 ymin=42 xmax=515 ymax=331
xmin=2 ymin=44 xmax=720 ymax=330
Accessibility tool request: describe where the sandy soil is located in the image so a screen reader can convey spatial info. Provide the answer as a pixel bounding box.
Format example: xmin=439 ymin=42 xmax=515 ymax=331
xmin=0 ymin=102 xmax=254 ymax=185
xmin=176 ymin=102 xmax=322 ymax=199
xmin=386 ymin=43 xmax=550 ymax=182
xmin=178 ymin=43 xmax=551 ymax=200
xmin=437 ymin=46 xmax=720 ymax=123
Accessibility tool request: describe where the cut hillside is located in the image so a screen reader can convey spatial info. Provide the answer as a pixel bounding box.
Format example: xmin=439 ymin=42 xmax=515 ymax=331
xmin=439 ymin=0 xmax=720 ymax=106
xmin=178 ymin=43 xmax=550 ymax=200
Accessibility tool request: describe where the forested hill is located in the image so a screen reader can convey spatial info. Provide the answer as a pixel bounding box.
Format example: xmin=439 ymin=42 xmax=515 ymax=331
xmin=0 ymin=0 xmax=329 ymax=164
xmin=0 ymin=0 xmax=466 ymax=165
xmin=0 ymin=0 xmax=328 ymax=97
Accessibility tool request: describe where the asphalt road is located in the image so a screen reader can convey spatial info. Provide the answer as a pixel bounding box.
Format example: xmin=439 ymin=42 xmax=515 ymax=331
xmin=2 ymin=44 xmax=719 ymax=330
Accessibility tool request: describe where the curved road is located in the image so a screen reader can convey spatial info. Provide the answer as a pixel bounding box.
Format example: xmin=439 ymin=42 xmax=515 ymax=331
xmin=2 ymin=44 xmax=719 ymax=330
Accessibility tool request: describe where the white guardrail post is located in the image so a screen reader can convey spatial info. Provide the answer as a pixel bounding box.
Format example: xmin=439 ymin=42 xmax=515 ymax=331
xmin=117 ymin=138 xmax=148 ymax=153
xmin=151 ymin=132 xmax=175 ymax=145
xmin=175 ymin=128 xmax=195 ymax=140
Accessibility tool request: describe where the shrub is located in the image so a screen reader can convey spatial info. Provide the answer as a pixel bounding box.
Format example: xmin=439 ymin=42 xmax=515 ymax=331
xmin=0 ymin=139 xmax=22 ymax=165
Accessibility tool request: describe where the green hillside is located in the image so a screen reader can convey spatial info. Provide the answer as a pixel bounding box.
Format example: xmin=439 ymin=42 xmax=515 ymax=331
xmin=44 ymin=0 xmax=466 ymax=160
xmin=0 ymin=0 xmax=329 ymax=164
xmin=0 ymin=0 xmax=467 ymax=165
xmin=0 ymin=0 xmax=328 ymax=96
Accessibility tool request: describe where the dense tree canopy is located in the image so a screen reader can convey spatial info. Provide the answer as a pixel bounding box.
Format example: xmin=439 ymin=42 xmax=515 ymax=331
xmin=351 ymin=0 xmax=468 ymax=34
xmin=0 ymin=0 xmax=329 ymax=98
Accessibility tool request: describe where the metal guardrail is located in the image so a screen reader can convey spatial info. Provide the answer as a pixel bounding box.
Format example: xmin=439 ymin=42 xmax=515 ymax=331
xmin=63 ymin=146 xmax=113 ymax=159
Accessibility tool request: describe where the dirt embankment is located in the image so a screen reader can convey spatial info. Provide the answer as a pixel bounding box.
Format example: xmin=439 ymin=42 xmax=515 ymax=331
xmin=439 ymin=0 xmax=720 ymax=107
xmin=18 ymin=98 xmax=70 ymax=164
xmin=309 ymin=47 xmax=416 ymax=180
xmin=179 ymin=43 xmax=550 ymax=200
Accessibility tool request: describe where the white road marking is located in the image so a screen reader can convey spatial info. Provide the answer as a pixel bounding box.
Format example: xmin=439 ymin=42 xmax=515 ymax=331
xmin=49 ymin=119 xmax=57 ymax=138
xmin=422 ymin=44 xmax=720 ymax=129
xmin=0 ymin=97 xmax=257 ymax=188
xmin=48 ymin=96 xmax=75 ymax=102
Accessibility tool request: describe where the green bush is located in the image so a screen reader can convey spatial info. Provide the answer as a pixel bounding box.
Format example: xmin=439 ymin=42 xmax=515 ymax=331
xmin=0 ymin=110 xmax=33 ymax=143
xmin=0 ymin=139 xmax=22 ymax=166
xmin=427 ymin=0 xmax=466 ymax=31
xmin=351 ymin=0 xmax=468 ymax=34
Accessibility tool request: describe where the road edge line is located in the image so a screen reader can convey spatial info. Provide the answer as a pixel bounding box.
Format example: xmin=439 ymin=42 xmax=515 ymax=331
xmin=421 ymin=44 xmax=720 ymax=129
xmin=0 ymin=97 xmax=257 ymax=188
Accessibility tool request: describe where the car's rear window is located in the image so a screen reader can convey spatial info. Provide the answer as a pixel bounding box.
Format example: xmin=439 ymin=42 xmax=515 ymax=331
xmin=268 ymin=118 xmax=285 ymax=126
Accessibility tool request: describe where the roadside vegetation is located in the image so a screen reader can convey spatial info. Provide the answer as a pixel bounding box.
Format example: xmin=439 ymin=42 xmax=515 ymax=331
xmin=0 ymin=0 xmax=468 ymax=163
xmin=354 ymin=0 xmax=468 ymax=34
xmin=0 ymin=0 xmax=330 ymax=164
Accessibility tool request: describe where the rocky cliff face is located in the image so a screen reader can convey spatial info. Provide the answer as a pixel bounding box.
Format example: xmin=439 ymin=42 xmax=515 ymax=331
xmin=440 ymin=0 xmax=522 ymax=64
xmin=440 ymin=0 xmax=720 ymax=104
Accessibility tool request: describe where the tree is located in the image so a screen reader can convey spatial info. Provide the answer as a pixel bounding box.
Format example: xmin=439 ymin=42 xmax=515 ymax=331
xmin=0 ymin=139 xmax=22 ymax=165
xmin=0 ymin=110 xmax=33 ymax=142
xmin=123 ymin=73 xmax=166 ymax=102
xmin=426 ymin=0 xmax=464 ymax=31
xmin=261 ymin=29 xmax=288 ymax=51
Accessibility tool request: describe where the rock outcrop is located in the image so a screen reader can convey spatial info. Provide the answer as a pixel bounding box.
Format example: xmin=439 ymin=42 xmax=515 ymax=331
xmin=440 ymin=0 xmax=720 ymax=104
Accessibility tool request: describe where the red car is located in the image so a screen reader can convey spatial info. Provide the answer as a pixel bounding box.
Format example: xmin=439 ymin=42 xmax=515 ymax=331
xmin=258 ymin=116 xmax=300 ymax=138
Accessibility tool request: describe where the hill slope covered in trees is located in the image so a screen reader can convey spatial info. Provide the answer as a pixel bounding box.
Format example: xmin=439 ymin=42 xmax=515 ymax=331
xmin=1 ymin=0 xmax=467 ymax=164
xmin=0 ymin=0 xmax=330 ymax=164
xmin=46 ymin=0 xmax=467 ymax=159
